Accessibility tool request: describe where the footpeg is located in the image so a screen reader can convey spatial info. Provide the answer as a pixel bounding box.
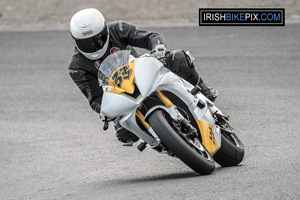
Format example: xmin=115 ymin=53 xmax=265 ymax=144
xmin=137 ymin=142 xmax=147 ymax=152
xmin=197 ymin=100 xmax=205 ymax=109
xmin=190 ymin=85 xmax=201 ymax=95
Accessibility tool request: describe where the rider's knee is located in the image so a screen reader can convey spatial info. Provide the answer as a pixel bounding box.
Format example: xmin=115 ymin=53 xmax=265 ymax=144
xmin=165 ymin=49 xmax=199 ymax=85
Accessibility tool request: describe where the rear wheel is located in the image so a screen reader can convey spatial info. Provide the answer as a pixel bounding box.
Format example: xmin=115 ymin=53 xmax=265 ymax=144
xmin=148 ymin=110 xmax=215 ymax=175
xmin=213 ymin=130 xmax=244 ymax=167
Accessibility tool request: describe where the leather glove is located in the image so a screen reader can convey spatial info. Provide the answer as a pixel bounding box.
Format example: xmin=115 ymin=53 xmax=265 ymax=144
xmin=150 ymin=44 xmax=167 ymax=60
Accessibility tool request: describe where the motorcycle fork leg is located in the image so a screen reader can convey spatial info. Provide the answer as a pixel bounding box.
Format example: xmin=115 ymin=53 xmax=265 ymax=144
xmin=136 ymin=110 xmax=161 ymax=143
xmin=155 ymin=91 xmax=177 ymax=108
xmin=136 ymin=110 xmax=150 ymax=131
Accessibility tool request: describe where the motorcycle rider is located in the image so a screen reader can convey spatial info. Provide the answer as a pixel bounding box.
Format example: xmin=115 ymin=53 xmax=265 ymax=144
xmin=68 ymin=8 xmax=218 ymax=144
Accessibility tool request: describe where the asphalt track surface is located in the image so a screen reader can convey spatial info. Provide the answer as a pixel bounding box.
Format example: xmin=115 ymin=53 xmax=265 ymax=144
xmin=1 ymin=24 xmax=300 ymax=200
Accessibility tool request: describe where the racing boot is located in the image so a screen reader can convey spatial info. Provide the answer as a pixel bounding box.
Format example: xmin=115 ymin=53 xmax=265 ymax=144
xmin=114 ymin=117 xmax=139 ymax=146
xmin=197 ymin=78 xmax=219 ymax=102
xmin=183 ymin=65 xmax=219 ymax=102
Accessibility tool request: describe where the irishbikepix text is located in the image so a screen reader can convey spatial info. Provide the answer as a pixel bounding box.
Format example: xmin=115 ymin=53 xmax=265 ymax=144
xmin=199 ymin=9 xmax=285 ymax=26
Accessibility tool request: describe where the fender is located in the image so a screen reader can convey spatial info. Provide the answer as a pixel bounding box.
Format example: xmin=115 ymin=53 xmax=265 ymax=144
xmin=145 ymin=105 xmax=170 ymax=120
xmin=120 ymin=111 xmax=160 ymax=148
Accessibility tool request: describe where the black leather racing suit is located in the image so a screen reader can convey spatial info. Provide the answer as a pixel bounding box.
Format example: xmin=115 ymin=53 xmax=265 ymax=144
xmin=68 ymin=21 xmax=167 ymax=113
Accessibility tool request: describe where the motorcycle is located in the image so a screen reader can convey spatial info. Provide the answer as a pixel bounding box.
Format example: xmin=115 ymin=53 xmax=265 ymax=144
xmin=98 ymin=50 xmax=244 ymax=175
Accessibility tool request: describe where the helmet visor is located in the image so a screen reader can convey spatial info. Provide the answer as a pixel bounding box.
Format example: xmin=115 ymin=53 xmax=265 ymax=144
xmin=75 ymin=24 xmax=108 ymax=53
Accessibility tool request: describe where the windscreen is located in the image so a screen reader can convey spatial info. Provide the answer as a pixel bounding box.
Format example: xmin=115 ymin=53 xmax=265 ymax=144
xmin=98 ymin=50 xmax=131 ymax=85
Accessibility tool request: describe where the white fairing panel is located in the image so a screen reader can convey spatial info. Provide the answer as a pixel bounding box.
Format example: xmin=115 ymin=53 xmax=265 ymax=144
xmin=134 ymin=57 xmax=164 ymax=97
xmin=192 ymin=105 xmax=221 ymax=147
xmin=135 ymin=56 xmax=195 ymax=106
xmin=101 ymin=91 xmax=139 ymax=118
xmin=99 ymin=53 xmax=221 ymax=149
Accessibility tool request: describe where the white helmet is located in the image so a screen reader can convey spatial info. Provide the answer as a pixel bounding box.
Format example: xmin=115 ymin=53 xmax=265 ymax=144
xmin=70 ymin=8 xmax=109 ymax=60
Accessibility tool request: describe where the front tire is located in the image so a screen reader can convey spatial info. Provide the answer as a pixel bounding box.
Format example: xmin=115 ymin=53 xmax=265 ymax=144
xmin=148 ymin=110 xmax=215 ymax=175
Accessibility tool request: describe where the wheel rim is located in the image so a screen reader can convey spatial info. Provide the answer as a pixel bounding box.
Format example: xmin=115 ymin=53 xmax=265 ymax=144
xmin=224 ymin=132 xmax=244 ymax=149
xmin=219 ymin=120 xmax=244 ymax=150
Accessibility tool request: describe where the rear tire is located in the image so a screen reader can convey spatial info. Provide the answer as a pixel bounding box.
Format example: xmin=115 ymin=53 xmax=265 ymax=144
xmin=148 ymin=110 xmax=215 ymax=175
xmin=213 ymin=132 xmax=244 ymax=167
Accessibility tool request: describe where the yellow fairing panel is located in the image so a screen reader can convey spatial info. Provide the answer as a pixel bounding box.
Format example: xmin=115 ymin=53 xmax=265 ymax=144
xmin=106 ymin=60 xmax=135 ymax=94
xmin=195 ymin=119 xmax=219 ymax=155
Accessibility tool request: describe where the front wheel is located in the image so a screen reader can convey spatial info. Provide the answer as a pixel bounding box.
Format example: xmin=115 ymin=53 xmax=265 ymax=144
xmin=148 ymin=110 xmax=215 ymax=175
